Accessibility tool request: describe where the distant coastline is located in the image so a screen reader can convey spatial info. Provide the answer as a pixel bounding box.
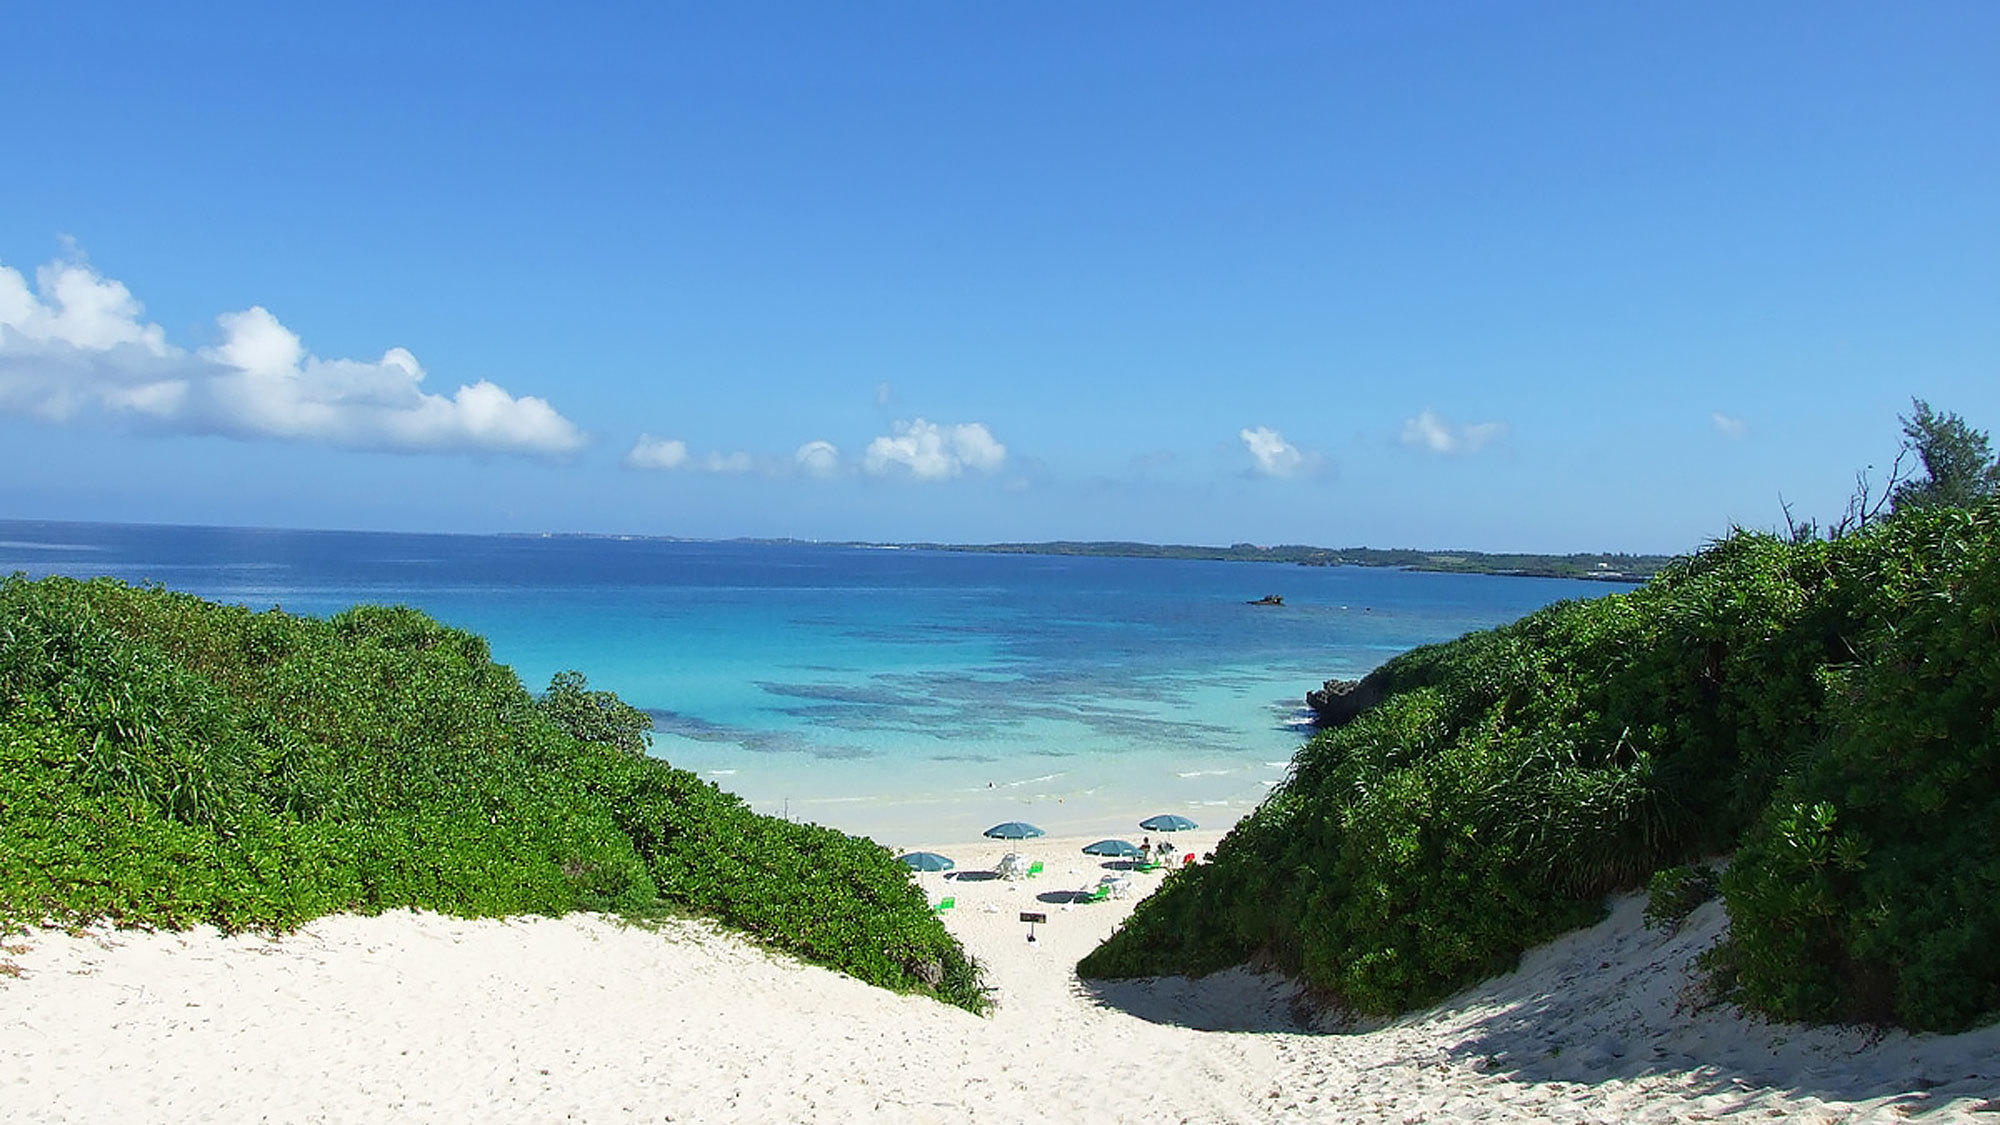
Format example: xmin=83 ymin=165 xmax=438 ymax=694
xmin=1 ymin=519 xmax=1668 ymax=584
xmin=886 ymin=541 xmax=1668 ymax=582
xmin=502 ymin=532 xmax=1672 ymax=583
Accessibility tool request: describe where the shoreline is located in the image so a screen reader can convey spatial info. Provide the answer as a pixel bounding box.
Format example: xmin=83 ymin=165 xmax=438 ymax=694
xmin=6 ymin=826 xmax=1996 ymax=1122
xmin=695 ymin=753 xmax=1282 ymax=850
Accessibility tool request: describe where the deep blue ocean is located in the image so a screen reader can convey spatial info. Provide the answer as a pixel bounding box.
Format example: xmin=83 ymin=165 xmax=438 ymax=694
xmin=0 ymin=520 xmax=1619 ymax=845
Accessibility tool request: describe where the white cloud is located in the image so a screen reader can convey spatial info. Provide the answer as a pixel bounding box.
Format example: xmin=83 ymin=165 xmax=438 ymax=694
xmin=627 ymin=423 xmax=998 ymax=482
xmin=1399 ymin=408 xmax=1507 ymax=456
xmin=624 ymin=434 xmax=689 ymax=470
xmin=0 ymin=258 xmax=168 ymax=353
xmin=624 ymin=436 xmax=763 ymax=475
xmin=0 ymin=254 xmax=585 ymax=456
xmin=862 ymin=418 xmax=1007 ymax=481
xmin=949 ymin=423 xmax=1006 ymax=472
xmin=795 ymin=440 xmax=841 ymax=478
xmin=1240 ymin=426 xmax=1307 ymax=477
xmin=700 ymin=450 xmax=756 ymax=474
xmin=1711 ymin=411 xmax=1747 ymax=439
xmin=0 ymin=259 xmax=181 ymax=423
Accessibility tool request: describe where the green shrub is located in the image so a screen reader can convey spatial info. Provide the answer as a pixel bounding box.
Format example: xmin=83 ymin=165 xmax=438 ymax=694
xmin=537 ymin=669 xmax=653 ymax=756
xmin=1720 ymin=503 xmax=2000 ymax=1030
xmin=1644 ymin=864 xmax=1720 ymax=929
xmin=0 ymin=575 xmax=986 ymax=1014
xmin=1085 ymin=500 xmax=2000 ymax=1032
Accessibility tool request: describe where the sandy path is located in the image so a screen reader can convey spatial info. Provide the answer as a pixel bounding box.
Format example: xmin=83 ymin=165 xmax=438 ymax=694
xmin=4 ymin=831 xmax=1997 ymax=1123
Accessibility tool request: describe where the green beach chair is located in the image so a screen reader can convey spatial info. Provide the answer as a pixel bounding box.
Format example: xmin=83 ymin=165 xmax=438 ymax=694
xmin=1027 ymin=861 xmax=1044 ymax=877
xmin=933 ymin=896 xmax=955 ymax=913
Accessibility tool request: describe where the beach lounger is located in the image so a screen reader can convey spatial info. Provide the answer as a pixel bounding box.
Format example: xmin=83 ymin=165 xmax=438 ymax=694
xmin=933 ymin=897 xmax=955 ymax=913
xmin=1027 ymin=861 xmax=1044 ymax=877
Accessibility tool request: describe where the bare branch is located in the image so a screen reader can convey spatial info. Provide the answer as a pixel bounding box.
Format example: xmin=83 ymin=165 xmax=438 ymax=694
xmin=1778 ymin=493 xmax=1817 ymax=543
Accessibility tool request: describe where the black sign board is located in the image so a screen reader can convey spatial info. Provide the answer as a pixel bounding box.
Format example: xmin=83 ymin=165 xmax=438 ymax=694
xmin=1019 ymin=912 xmax=1047 ymax=924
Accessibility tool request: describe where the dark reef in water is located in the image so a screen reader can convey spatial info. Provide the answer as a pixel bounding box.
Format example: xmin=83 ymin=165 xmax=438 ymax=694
xmin=1304 ymin=674 xmax=1386 ymax=727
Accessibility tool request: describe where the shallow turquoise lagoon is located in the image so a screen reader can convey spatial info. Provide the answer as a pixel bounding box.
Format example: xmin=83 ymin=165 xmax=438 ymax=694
xmin=1 ymin=521 xmax=1620 ymax=845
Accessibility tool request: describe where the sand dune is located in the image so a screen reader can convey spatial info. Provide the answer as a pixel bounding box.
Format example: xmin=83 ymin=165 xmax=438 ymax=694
xmin=5 ymin=830 xmax=1997 ymax=1123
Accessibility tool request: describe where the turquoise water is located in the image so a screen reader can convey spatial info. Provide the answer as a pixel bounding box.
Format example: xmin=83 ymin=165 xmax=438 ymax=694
xmin=0 ymin=521 xmax=1620 ymax=846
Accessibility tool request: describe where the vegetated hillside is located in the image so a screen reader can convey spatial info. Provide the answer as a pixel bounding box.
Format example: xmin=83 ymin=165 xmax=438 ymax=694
xmin=0 ymin=576 xmax=985 ymax=1013
xmin=1080 ymin=500 xmax=2000 ymax=1033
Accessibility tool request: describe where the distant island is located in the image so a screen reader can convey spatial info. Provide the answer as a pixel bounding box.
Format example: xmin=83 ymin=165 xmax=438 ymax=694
xmin=876 ymin=540 xmax=1670 ymax=582
xmin=503 ymin=532 xmax=1673 ymax=582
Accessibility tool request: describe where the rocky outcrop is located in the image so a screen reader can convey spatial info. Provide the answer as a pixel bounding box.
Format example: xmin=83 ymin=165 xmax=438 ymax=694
xmin=1305 ymin=674 xmax=1385 ymax=727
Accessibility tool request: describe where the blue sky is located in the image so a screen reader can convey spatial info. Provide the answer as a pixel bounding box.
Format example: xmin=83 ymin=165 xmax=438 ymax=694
xmin=3 ymin=3 xmax=1995 ymax=553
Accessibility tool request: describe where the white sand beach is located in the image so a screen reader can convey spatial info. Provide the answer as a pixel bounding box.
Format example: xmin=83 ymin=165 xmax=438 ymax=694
xmin=5 ymin=829 xmax=1998 ymax=1123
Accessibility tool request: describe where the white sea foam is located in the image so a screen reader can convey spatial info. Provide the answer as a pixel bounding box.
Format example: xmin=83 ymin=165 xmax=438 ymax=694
xmin=0 ymin=540 xmax=107 ymax=551
xmin=1006 ymin=772 xmax=1064 ymax=787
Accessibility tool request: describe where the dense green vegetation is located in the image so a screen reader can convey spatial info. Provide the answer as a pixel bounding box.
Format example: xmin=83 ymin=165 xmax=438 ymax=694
xmin=1644 ymin=863 xmax=1720 ymax=931
xmin=0 ymin=576 xmax=986 ymax=1013
xmin=1893 ymin=399 xmax=2000 ymax=512
xmin=1081 ymin=499 xmax=2000 ymax=1032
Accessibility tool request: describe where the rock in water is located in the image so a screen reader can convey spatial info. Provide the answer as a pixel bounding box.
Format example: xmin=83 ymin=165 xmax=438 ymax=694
xmin=1305 ymin=675 xmax=1385 ymax=727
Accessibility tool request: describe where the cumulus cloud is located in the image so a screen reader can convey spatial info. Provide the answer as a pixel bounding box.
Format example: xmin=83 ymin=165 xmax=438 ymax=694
xmin=623 ymin=436 xmax=763 ymax=474
xmin=0 ymin=256 xmax=167 ymax=356
xmin=1399 ymin=408 xmax=1508 ymax=456
xmin=795 ymin=440 xmax=841 ymax=478
xmin=624 ymin=428 xmax=772 ymax=468
xmin=621 ymin=419 xmax=1005 ymax=483
xmin=0 ymin=259 xmax=179 ymax=423
xmin=700 ymin=450 xmax=756 ymax=474
xmin=0 ymin=254 xmax=585 ymax=456
xmin=1240 ymin=426 xmax=1309 ymax=477
xmin=1711 ymin=411 xmax=1747 ymax=439
xmin=862 ymin=418 xmax=1007 ymax=481
xmin=624 ymin=434 xmax=689 ymax=470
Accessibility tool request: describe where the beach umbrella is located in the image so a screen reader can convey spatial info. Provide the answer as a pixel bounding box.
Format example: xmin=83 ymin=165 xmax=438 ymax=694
xmin=983 ymin=821 xmax=1045 ymax=840
xmin=898 ymin=851 xmax=956 ymax=873
xmin=1082 ymin=840 xmax=1144 ymax=898
xmin=1139 ymin=814 xmax=1198 ymax=868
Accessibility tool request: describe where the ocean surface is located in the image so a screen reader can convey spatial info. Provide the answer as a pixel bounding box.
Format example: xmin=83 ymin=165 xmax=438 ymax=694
xmin=0 ymin=520 xmax=1621 ymax=847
